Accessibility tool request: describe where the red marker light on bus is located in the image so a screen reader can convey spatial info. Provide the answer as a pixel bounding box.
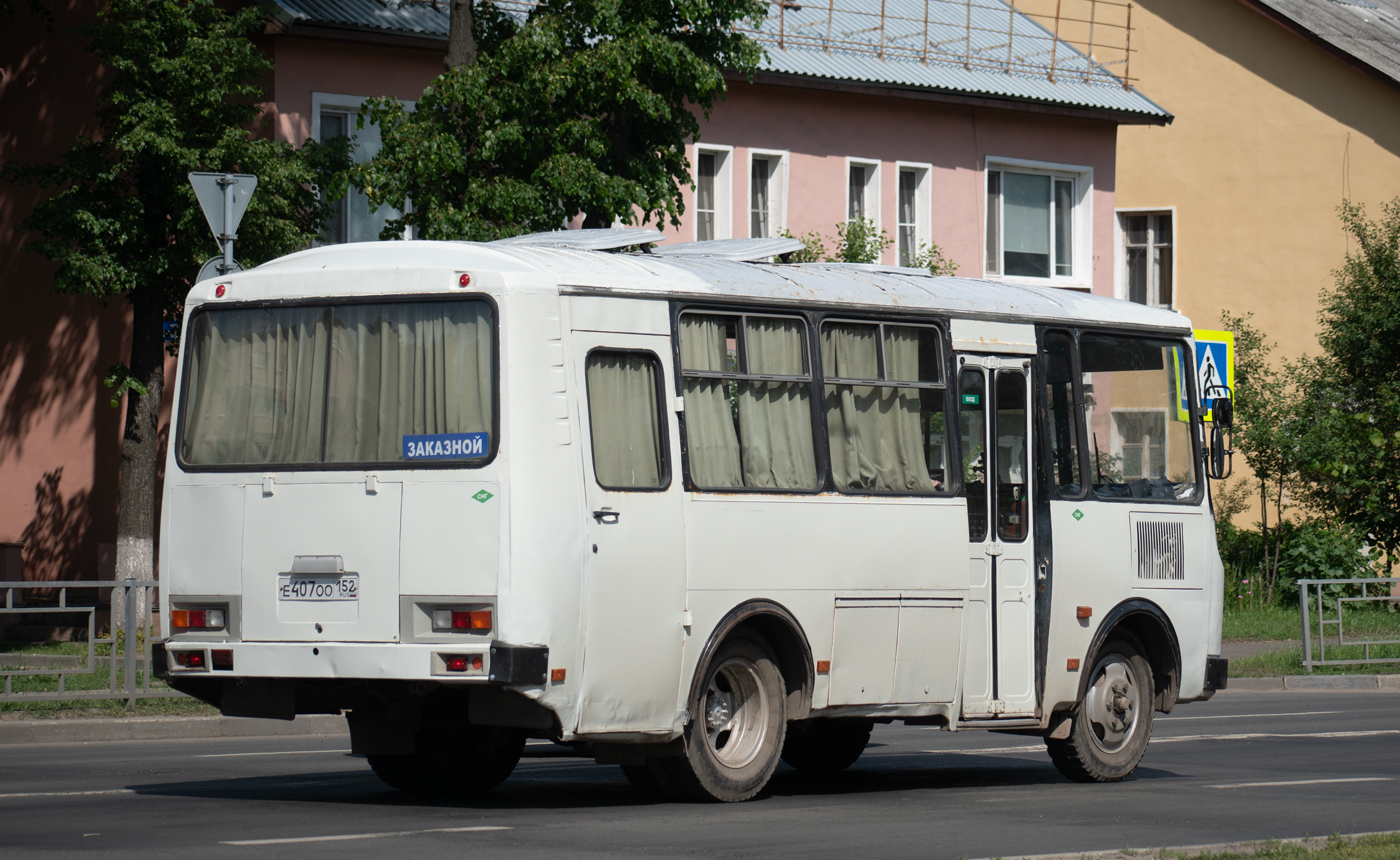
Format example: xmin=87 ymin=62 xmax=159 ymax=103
xmin=173 ymin=650 xmax=206 ymax=669
xmin=444 ymin=654 xmax=468 ymax=672
xmin=458 ymin=273 xmax=471 ymax=288
xmin=215 ymin=284 xmax=226 ymax=298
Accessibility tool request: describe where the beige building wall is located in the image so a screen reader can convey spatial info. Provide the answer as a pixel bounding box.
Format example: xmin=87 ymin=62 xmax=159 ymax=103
xmin=1117 ymin=0 xmax=1400 ymax=356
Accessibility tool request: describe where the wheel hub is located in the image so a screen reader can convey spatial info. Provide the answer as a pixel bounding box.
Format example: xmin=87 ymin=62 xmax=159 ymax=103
xmin=1085 ymin=656 xmax=1140 ymax=755
xmin=706 ymin=695 xmax=732 ymax=731
xmin=703 ymin=657 xmax=770 ymax=769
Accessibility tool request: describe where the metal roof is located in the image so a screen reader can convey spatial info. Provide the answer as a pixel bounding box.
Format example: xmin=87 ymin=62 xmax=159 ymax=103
xmin=267 ymin=0 xmax=1169 ymax=121
xmin=1245 ymin=0 xmax=1400 ymax=86
xmin=224 ymin=240 xmax=1193 ymax=334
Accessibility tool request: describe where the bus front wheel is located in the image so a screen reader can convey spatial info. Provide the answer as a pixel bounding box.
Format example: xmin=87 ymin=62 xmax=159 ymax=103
xmin=1046 ymin=635 xmax=1154 ymax=783
xmin=656 ymin=633 xmax=787 ymax=802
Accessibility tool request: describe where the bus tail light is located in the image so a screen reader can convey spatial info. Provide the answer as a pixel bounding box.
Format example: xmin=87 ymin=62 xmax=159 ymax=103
xmin=432 ymin=609 xmax=492 ymax=632
xmin=173 ymin=650 xmax=207 ymax=670
xmin=211 ymin=649 xmax=234 ymax=671
xmin=171 ymin=607 xmax=226 ymax=631
xmin=441 ymin=653 xmax=484 ymax=673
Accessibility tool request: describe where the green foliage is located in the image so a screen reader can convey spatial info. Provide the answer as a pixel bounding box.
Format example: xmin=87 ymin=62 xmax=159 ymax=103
xmin=1219 ymin=518 xmax=1376 ymax=608
xmin=102 ymin=364 xmax=148 ymax=409
xmin=353 ymin=0 xmax=766 ymax=241
xmin=1291 ymin=200 xmax=1400 ymax=566
xmin=831 ymin=218 xmax=892 ymax=264
xmin=2 ymin=0 xmax=350 ymax=335
xmin=905 ymin=240 xmax=959 ymax=275
xmin=779 ymin=220 xmax=956 ymax=272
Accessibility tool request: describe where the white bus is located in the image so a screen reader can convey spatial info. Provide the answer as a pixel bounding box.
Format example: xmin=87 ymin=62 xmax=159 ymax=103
xmin=156 ymin=230 xmax=1229 ymax=802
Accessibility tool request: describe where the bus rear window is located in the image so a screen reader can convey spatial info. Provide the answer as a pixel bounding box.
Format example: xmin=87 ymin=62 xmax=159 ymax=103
xmin=179 ymin=300 xmax=494 ymax=467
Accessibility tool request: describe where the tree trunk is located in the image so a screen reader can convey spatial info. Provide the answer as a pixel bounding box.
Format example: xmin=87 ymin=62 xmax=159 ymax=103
xmin=112 ymin=290 xmax=166 ymax=645
xmin=1258 ymin=479 xmax=1269 ymax=609
xmin=445 ymin=0 xmax=477 ymax=70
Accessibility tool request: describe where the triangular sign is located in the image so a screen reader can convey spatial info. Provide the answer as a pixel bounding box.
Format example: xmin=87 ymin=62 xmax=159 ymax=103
xmin=189 ymin=172 xmax=258 ymax=244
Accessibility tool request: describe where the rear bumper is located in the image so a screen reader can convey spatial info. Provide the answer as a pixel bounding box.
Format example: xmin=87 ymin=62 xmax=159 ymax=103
xmin=154 ymin=639 xmax=548 ymax=685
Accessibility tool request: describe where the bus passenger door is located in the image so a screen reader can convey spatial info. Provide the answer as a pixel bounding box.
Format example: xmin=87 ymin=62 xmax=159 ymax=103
xmin=959 ymin=355 xmax=1037 ymax=719
xmin=571 ymin=334 xmax=687 ymax=735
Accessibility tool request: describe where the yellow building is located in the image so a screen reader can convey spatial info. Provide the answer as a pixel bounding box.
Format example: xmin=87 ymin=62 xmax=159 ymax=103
xmin=1114 ymin=0 xmax=1400 ymax=357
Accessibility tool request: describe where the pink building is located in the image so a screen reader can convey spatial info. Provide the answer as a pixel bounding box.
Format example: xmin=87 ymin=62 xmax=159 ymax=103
xmin=0 ymin=0 xmax=1168 ymax=585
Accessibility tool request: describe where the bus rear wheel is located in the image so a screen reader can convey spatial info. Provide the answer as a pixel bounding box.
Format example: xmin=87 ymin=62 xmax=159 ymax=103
xmin=654 ymin=634 xmax=787 ymax=802
xmin=781 ymin=719 xmax=873 ymax=774
xmin=367 ymin=720 xmax=526 ymax=794
xmin=1046 ymin=635 xmax=1154 ymax=783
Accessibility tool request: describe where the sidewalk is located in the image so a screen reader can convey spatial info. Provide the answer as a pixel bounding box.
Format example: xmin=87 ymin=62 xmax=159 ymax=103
xmin=0 ymin=713 xmax=347 ymax=745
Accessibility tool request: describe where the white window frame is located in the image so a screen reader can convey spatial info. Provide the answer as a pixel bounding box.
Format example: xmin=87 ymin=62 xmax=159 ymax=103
xmin=894 ymin=161 xmax=932 ymax=268
xmin=1115 ymin=206 xmax=1177 ymax=310
xmin=845 ymin=157 xmax=881 ymax=228
xmin=692 ymin=143 xmax=734 ymax=242
xmin=1109 ymin=407 xmax=1171 ymax=481
xmin=746 ymin=148 xmax=788 ymax=239
xmin=983 ymin=156 xmax=1092 ymax=288
xmin=312 ymin=92 xmax=413 ymax=243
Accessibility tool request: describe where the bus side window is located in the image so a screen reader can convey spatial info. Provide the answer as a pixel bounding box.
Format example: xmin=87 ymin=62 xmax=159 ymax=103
xmin=584 ymin=351 xmax=668 ymax=490
xmin=995 ymin=370 xmax=1028 ymax=542
xmin=959 ymin=368 xmax=988 ymax=541
xmin=1042 ymin=331 xmax=1083 ymax=497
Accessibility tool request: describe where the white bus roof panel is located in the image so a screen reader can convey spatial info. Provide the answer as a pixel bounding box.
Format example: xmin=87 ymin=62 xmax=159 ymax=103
xmin=223 ymin=240 xmax=1193 ymax=334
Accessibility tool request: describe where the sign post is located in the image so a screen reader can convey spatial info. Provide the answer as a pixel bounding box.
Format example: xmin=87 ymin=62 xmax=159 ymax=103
xmin=1192 ymin=329 xmax=1235 ymax=422
xmin=189 ymin=172 xmax=257 ymax=282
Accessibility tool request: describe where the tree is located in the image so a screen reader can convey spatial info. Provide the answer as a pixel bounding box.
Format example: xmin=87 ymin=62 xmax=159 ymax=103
xmin=1217 ymin=312 xmax=1303 ymax=605
xmin=353 ymin=0 xmax=766 ymax=241
xmin=4 ymin=0 xmax=347 ymax=606
xmin=1292 ymin=200 xmax=1400 ymax=573
xmin=779 ymin=219 xmax=958 ymax=273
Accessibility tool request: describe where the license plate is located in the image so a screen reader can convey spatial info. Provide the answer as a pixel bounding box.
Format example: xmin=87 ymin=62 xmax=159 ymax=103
xmin=277 ymin=574 xmax=359 ymax=601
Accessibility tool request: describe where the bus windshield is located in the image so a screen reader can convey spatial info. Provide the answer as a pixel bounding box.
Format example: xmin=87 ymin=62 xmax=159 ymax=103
xmin=178 ymin=299 xmax=494 ymax=467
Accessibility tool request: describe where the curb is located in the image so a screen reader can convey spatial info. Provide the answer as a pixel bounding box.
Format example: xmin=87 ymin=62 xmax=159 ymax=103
xmin=0 ymin=713 xmax=348 ymax=745
xmin=1228 ymin=675 xmax=1400 ymax=691
xmin=968 ymin=830 xmax=1397 ymax=860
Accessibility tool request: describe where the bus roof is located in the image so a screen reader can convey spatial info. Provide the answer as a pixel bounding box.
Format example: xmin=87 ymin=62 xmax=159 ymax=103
xmin=227 ymin=240 xmax=1194 ymax=335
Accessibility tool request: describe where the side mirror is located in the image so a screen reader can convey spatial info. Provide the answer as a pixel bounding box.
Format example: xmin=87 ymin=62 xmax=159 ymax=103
xmin=1207 ymin=423 xmax=1233 ymax=481
xmin=1213 ymin=396 xmax=1234 ymax=432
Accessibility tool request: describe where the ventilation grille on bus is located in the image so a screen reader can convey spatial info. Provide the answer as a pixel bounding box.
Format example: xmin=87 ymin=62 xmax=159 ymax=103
xmin=1136 ymin=521 xmax=1186 ymax=581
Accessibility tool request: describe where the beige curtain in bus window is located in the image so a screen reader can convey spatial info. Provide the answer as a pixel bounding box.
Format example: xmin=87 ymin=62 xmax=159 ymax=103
xmin=180 ymin=307 xmax=330 ymax=465
xmin=586 ymin=353 xmax=664 ymax=488
xmin=738 ymin=317 xmax=817 ymax=489
xmin=823 ymin=323 xmax=935 ymax=493
xmin=680 ymin=315 xmax=743 ymax=487
xmin=325 ymin=301 xmax=493 ymax=462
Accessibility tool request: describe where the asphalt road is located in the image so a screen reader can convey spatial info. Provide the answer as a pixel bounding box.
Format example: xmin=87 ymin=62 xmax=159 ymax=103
xmin=2 ymin=690 xmax=1398 ymax=860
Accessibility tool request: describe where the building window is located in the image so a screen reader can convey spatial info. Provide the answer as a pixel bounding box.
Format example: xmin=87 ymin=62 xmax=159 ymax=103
xmin=896 ymin=165 xmax=930 ymax=267
xmin=985 ymin=163 xmax=1085 ymax=281
xmin=313 ymin=94 xmax=408 ymax=245
xmin=1123 ymin=212 xmax=1173 ymax=308
xmin=693 ymin=146 xmax=732 ymax=241
xmin=847 ymin=159 xmax=880 ymax=224
xmin=748 ymin=152 xmax=786 ymax=239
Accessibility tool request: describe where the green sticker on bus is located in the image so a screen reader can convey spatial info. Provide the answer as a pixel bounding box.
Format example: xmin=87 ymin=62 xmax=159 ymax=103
xmin=473 ymin=490 xmax=494 ymax=504
xmin=1072 ymin=509 xmax=1084 ymax=521
xmin=962 ymin=394 xmax=980 ymax=405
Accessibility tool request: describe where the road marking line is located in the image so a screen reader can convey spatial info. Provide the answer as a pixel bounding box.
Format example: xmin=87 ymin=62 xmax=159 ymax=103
xmin=0 ymin=789 xmax=136 ymax=799
xmin=921 ymin=728 xmax=1400 ymax=756
xmin=221 ymin=826 xmax=511 ymax=845
xmin=1208 ymin=777 xmax=1393 ymax=789
xmin=197 ymin=749 xmax=351 ymax=758
xmin=1158 ymin=710 xmax=1342 ymax=721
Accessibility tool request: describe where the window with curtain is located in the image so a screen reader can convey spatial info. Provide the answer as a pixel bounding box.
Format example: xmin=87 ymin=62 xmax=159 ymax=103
xmin=985 ymin=166 xmax=1080 ymax=279
xmin=585 ymin=351 xmax=666 ymax=490
xmin=897 ymin=168 xmax=920 ymax=268
xmin=1123 ymin=212 xmax=1173 ymax=308
xmin=821 ymin=321 xmax=949 ymax=494
xmin=678 ymin=312 xmax=818 ymax=491
xmin=696 ymin=152 xmax=717 ymax=241
xmin=180 ymin=300 xmax=494 ymax=467
xmin=751 ymin=157 xmax=771 ymax=238
xmin=1079 ymin=333 xmax=1198 ymax=502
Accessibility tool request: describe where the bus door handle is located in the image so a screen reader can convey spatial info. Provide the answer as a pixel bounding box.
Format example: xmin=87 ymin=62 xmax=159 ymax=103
xmin=593 ymin=509 xmax=620 ymax=524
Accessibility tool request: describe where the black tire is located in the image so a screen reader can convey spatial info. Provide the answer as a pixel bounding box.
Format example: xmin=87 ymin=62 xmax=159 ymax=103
xmin=652 ymin=634 xmax=787 ymax=802
xmin=781 ymin=719 xmax=873 ymax=774
xmin=1046 ymin=635 xmax=1155 ymax=783
xmin=368 ymin=720 xmax=526 ymax=794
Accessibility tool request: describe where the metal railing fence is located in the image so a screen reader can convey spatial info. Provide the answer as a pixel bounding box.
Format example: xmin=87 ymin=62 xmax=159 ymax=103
xmin=0 ymin=580 xmax=183 ymax=705
xmin=1299 ymin=577 xmax=1400 ymax=673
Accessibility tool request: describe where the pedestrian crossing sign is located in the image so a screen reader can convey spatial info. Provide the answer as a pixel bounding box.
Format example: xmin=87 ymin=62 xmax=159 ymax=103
xmin=1191 ymin=329 xmax=1234 ymax=422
